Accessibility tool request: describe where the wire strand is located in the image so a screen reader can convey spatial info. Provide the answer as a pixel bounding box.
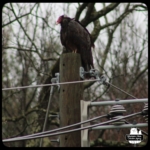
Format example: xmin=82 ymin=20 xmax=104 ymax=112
xmin=105 ymin=81 xmax=137 ymax=99
xmin=3 ymin=112 xmax=142 ymax=142
xmin=39 ymin=85 xmax=54 ymax=147
xmin=2 ymin=79 xmax=137 ymax=101
xmin=3 ymin=114 xmax=107 ymax=142
xmin=2 ymin=79 xmax=99 ymax=91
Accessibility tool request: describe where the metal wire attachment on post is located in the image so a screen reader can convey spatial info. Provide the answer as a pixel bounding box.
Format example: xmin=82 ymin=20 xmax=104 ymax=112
xmin=40 ymin=73 xmax=59 ymax=147
xmin=39 ymin=85 xmax=54 ymax=147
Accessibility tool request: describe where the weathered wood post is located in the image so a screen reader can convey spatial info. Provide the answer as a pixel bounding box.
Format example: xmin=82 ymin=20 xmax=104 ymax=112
xmin=59 ymin=53 xmax=83 ymax=147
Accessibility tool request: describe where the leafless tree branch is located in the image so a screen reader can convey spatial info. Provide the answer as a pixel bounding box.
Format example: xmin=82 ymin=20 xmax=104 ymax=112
xmin=2 ymin=3 xmax=37 ymax=28
xmin=75 ymin=3 xmax=89 ymax=20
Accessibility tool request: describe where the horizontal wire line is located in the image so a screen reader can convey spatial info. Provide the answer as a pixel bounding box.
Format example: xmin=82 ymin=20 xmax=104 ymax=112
xmin=2 ymin=79 xmax=99 ymax=91
xmin=3 ymin=112 xmax=142 ymax=142
xmin=2 ymin=79 xmax=137 ymax=100
xmin=2 ymin=78 xmax=140 ymax=142
xmin=3 ymin=114 xmax=107 ymax=142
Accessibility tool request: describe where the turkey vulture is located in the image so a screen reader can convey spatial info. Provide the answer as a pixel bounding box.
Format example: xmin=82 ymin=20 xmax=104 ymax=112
xmin=56 ymin=15 xmax=94 ymax=73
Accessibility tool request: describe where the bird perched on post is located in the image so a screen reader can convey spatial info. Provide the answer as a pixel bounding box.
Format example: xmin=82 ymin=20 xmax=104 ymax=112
xmin=56 ymin=15 xmax=95 ymax=75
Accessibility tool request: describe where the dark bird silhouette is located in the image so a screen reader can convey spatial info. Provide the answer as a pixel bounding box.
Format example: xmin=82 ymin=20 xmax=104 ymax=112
xmin=56 ymin=15 xmax=94 ymax=73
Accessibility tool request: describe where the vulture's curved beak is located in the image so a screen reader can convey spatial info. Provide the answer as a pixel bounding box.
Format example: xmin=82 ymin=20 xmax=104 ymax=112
xmin=56 ymin=21 xmax=59 ymax=25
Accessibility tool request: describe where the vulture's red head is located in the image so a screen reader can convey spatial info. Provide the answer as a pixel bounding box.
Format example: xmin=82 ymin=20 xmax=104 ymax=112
xmin=56 ymin=15 xmax=68 ymax=24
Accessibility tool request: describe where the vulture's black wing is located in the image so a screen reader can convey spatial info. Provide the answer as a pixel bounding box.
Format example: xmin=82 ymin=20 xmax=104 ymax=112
xmin=66 ymin=19 xmax=94 ymax=71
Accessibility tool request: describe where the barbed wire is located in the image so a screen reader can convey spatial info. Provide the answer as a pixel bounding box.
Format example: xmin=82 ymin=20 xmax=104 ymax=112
xmin=3 ymin=112 xmax=143 ymax=143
